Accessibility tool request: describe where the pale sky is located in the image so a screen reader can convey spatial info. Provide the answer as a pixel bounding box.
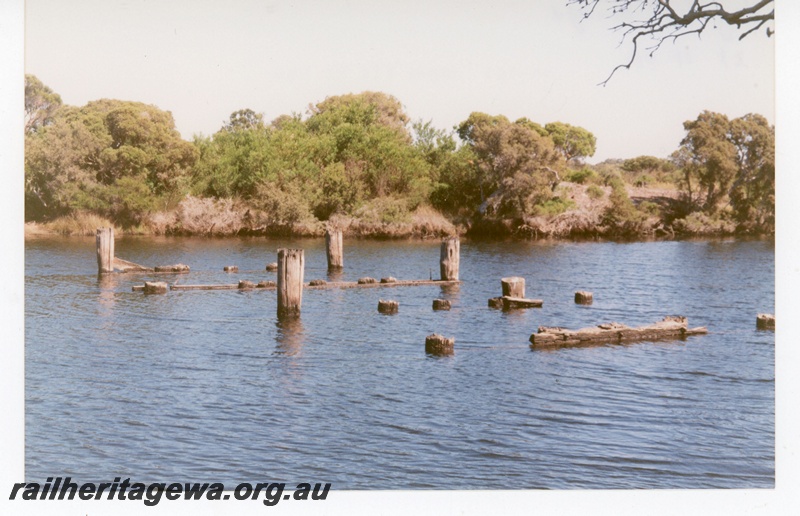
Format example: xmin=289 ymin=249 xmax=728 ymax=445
xmin=23 ymin=0 xmax=774 ymax=163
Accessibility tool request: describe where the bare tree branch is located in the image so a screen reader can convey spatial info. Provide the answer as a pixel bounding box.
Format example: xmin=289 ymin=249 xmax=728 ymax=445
xmin=567 ymin=0 xmax=774 ymax=84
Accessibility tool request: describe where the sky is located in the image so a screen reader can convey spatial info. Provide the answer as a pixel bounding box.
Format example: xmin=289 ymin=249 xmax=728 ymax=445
xmin=23 ymin=0 xmax=775 ymax=163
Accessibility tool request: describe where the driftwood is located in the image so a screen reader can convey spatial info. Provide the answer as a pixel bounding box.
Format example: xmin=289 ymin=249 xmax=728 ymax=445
xmin=137 ymin=279 xmax=460 ymax=292
xmin=153 ymin=264 xmax=190 ymax=273
xmin=530 ymin=316 xmax=707 ymax=349
xmin=502 ymin=296 xmax=543 ymax=309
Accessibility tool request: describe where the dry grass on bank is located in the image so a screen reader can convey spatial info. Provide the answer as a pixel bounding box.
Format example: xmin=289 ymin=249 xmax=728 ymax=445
xmin=32 ymin=212 xmax=117 ymax=236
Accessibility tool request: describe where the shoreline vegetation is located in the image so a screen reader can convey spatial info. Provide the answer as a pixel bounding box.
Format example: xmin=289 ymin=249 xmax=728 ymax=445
xmin=24 ymin=78 xmax=774 ymax=241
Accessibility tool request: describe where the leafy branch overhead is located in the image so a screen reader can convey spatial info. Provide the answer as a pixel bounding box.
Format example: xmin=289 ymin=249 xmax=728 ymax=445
xmin=569 ymin=0 xmax=774 ymax=84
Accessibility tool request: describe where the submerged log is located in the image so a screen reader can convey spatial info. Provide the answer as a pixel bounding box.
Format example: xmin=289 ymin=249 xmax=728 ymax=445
xmin=432 ymin=299 xmax=451 ymax=311
xmin=143 ymin=281 xmax=168 ymax=294
xmin=575 ymin=291 xmax=593 ymax=304
xmin=378 ymin=299 xmax=399 ymax=314
xmin=308 ymin=279 xmax=327 ymax=286
xmin=154 ymin=264 xmax=190 ymax=273
xmin=502 ymin=296 xmax=543 ymax=309
xmin=166 ymin=278 xmax=460 ymax=291
xmin=501 ymin=277 xmax=525 ymax=298
xmin=425 ymin=334 xmax=454 ymax=356
xmin=113 ymin=257 xmax=153 ymax=272
xmin=266 ymin=262 xmax=278 ymax=272
xmin=238 ymin=280 xmax=255 ymax=289
xmin=530 ymin=316 xmax=708 ymax=349
xmin=380 ymin=277 xmax=397 ymax=284
xmin=439 ymin=237 xmax=460 ymax=281
xmin=488 ymin=297 xmax=504 ymax=309
xmin=358 ymin=277 xmax=377 ymax=285
xmin=223 ymin=266 xmax=238 ymax=273
xmin=257 ymin=280 xmax=276 ymax=288
xmin=756 ymin=313 xmax=775 ymax=330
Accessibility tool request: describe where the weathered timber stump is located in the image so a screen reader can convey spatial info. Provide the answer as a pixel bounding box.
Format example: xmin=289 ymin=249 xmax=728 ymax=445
xmin=143 ymin=281 xmax=168 ymax=294
xmin=257 ymin=280 xmax=276 ymax=288
xmin=154 ymin=264 xmax=190 ymax=273
xmin=266 ymin=262 xmax=278 ymax=272
xmin=502 ymin=296 xmax=543 ymax=309
xmin=325 ymin=229 xmax=344 ymax=270
xmin=223 ymin=266 xmax=238 ymax=273
xmin=380 ymin=277 xmax=397 ymax=284
xmin=575 ymin=291 xmax=593 ymax=304
xmin=358 ymin=277 xmax=377 ymax=284
xmin=378 ymin=299 xmax=399 ymax=314
xmin=501 ymin=277 xmax=525 ymax=298
xmin=440 ymin=237 xmax=460 ymax=281
xmin=277 ymin=248 xmax=304 ymax=316
xmin=432 ymin=299 xmax=451 ymax=311
xmin=238 ymin=280 xmax=255 ymax=289
xmin=425 ymin=334 xmax=454 ymax=356
xmin=757 ymin=313 xmax=775 ymax=330
xmin=488 ymin=297 xmax=504 ymax=309
xmin=96 ymin=228 xmax=115 ymax=274
xmin=309 ymin=279 xmax=327 ymax=286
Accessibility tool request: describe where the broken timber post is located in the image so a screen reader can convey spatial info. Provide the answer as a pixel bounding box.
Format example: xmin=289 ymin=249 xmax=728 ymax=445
xmin=143 ymin=281 xmax=168 ymax=294
xmin=432 ymin=299 xmax=451 ymax=311
xmin=501 ymin=277 xmax=525 ymax=298
xmin=96 ymin=228 xmax=115 ymax=274
xmin=425 ymin=334 xmax=454 ymax=356
xmin=440 ymin=237 xmax=460 ymax=281
xmin=325 ymin=228 xmax=344 ymax=270
xmin=575 ymin=291 xmax=593 ymax=304
xmin=277 ymin=248 xmax=304 ymax=317
xmin=378 ymin=299 xmax=399 ymax=314
xmin=756 ymin=313 xmax=775 ymax=330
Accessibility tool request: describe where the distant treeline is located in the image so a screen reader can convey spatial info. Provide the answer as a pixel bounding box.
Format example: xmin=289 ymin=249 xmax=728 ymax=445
xmin=24 ymin=75 xmax=774 ymax=238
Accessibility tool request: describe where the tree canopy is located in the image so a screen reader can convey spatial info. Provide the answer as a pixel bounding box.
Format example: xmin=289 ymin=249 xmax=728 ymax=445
xmin=25 ymin=75 xmax=62 ymax=134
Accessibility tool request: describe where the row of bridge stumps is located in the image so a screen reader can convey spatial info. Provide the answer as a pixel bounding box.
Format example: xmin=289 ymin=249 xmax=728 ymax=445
xmin=96 ymin=228 xmax=774 ymax=356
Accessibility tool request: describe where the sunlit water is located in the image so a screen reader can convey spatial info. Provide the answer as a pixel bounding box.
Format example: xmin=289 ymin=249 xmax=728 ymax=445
xmin=25 ymin=236 xmax=774 ymax=489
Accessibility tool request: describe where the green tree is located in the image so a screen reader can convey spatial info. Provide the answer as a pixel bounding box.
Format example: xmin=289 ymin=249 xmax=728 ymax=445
xmin=544 ymin=122 xmax=597 ymax=163
xmin=25 ymin=99 xmax=197 ymax=224
xmin=673 ymin=110 xmax=774 ymax=231
xmin=25 ymin=74 xmax=62 ymax=134
xmin=456 ymin=113 xmax=565 ymax=214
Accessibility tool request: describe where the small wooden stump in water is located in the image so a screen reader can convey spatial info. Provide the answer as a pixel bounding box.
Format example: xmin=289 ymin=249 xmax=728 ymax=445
xmin=440 ymin=237 xmax=460 ymax=281
xmin=501 ymin=277 xmax=525 ymax=298
xmin=224 ymin=266 xmax=238 ymax=273
xmin=380 ymin=277 xmax=397 ymax=284
xmin=155 ymin=264 xmax=190 ymax=273
xmin=277 ymin=248 xmax=304 ymax=316
xmin=309 ymin=279 xmax=327 ymax=286
xmin=488 ymin=297 xmax=504 ymax=309
xmin=257 ymin=281 xmax=276 ymax=288
xmin=238 ymin=280 xmax=255 ymax=289
xmin=432 ymin=299 xmax=451 ymax=311
xmin=378 ymin=299 xmax=399 ymax=314
xmin=143 ymin=281 xmax=168 ymax=294
xmin=96 ymin=227 xmax=115 ymax=274
xmin=425 ymin=334 xmax=454 ymax=356
xmin=575 ymin=291 xmax=593 ymax=304
xmin=358 ymin=277 xmax=377 ymax=285
xmin=266 ymin=262 xmax=278 ymax=272
xmin=757 ymin=313 xmax=775 ymax=330
xmin=325 ymin=228 xmax=344 ymax=270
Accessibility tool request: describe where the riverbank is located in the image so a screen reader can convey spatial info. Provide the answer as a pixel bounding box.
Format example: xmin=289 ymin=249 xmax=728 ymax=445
xmin=23 ymin=182 xmax=772 ymax=240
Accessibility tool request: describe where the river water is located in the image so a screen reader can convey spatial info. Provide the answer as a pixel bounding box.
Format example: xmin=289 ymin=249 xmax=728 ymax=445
xmin=25 ymin=236 xmax=774 ymax=489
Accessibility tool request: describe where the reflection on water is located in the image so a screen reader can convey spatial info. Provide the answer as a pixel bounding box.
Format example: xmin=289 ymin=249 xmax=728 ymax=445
xmin=25 ymin=236 xmax=775 ymax=489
